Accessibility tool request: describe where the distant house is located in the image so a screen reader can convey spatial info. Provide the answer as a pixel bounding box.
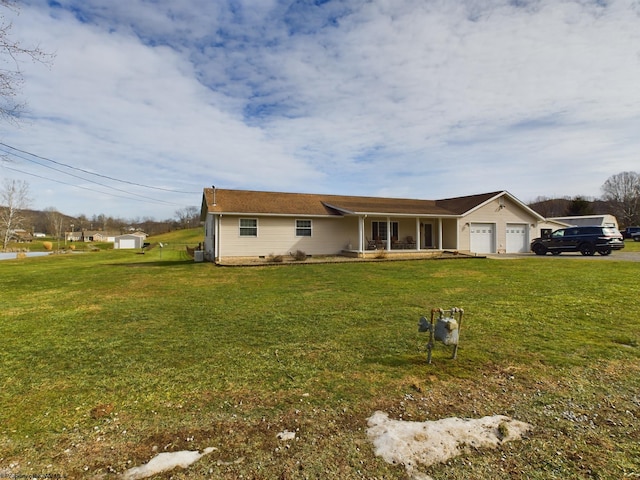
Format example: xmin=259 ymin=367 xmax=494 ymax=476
xmin=200 ymin=188 xmax=562 ymax=262
xmin=80 ymin=230 xmax=118 ymax=243
xmin=549 ymin=215 xmax=619 ymax=230
xmin=82 ymin=230 xmax=101 ymax=242
xmin=114 ymin=232 xmax=147 ymax=249
xmin=11 ymin=229 xmax=33 ymax=243
xmin=65 ymin=231 xmax=82 ymax=242
xmin=93 ymin=232 xmax=118 ymax=243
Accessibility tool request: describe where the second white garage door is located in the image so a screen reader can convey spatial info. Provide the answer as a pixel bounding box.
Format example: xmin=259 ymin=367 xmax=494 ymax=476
xmin=470 ymin=223 xmax=495 ymax=253
xmin=117 ymin=239 xmax=137 ymax=249
xmin=506 ymin=224 xmax=528 ymax=253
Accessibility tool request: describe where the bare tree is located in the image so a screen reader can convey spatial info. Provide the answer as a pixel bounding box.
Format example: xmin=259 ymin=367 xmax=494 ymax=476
xmin=601 ymin=171 xmax=640 ymax=227
xmin=528 ymin=196 xmax=571 ymax=218
xmin=44 ymin=206 xmax=65 ymax=249
xmin=0 ymin=178 xmax=30 ymax=249
xmin=175 ymin=206 xmax=199 ymax=228
xmin=0 ymin=1 xmax=53 ymax=122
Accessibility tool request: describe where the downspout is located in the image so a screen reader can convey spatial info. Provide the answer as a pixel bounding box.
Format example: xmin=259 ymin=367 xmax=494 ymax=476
xmin=216 ymin=214 xmax=222 ymax=263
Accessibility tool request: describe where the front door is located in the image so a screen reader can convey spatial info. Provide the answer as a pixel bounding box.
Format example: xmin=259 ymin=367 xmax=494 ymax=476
xmin=423 ymin=223 xmax=433 ymax=248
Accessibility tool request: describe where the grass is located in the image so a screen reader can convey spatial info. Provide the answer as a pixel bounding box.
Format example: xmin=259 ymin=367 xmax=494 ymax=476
xmin=0 ymin=232 xmax=639 ymax=479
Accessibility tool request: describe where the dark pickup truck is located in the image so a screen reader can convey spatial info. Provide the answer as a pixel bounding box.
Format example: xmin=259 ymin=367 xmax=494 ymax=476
xmin=620 ymin=226 xmax=640 ymax=241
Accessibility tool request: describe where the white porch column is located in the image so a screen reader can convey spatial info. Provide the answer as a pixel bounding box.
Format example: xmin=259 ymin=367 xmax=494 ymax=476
xmin=415 ymin=218 xmax=421 ymax=250
xmin=438 ymin=218 xmax=443 ymax=249
xmin=358 ymin=216 xmax=364 ymax=253
xmin=386 ymin=217 xmax=391 ymax=250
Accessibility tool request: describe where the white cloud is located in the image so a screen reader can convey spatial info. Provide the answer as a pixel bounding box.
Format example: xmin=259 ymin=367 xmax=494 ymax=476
xmin=2 ymin=0 xmax=640 ymax=218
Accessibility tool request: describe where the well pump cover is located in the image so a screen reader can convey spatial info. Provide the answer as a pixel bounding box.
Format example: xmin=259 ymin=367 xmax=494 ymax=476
xmin=434 ymin=318 xmax=459 ymax=345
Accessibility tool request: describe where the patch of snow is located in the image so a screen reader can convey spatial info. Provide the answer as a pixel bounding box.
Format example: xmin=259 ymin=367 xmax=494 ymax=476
xmin=367 ymin=411 xmax=532 ymax=479
xmin=277 ymin=430 xmax=296 ymax=441
xmin=120 ymin=447 xmax=216 ymax=480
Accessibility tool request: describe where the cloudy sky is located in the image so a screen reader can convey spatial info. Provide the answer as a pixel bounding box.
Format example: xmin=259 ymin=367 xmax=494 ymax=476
xmin=1 ymin=0 xmax=639 ymax=220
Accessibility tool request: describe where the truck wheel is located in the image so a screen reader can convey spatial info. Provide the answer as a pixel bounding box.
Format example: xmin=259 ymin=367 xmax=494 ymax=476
xmin=634 ymin=236 xmax=640 ymax=242
xmin=579 ymin=243 xmax=596 ymax=256
xmin=532 ymin=244 xmax=547 ymax=255
xmin=598 ymin=248 xmax=612 ymax=256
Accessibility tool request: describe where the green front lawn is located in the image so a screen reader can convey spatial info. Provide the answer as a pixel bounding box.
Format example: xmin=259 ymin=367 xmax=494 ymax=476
xmin=0 ymin=246 xmax=638 ymax=479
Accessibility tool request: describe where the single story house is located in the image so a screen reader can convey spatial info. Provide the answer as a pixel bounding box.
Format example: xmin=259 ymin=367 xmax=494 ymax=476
xmin=93 ymin=232 xmax=118 ymax=243
xmin=114 ymin=232 xmax=147 ymax=249
xmin=65 ymin=231 xmax=83 ymax=242
xmin=10 ymin=229 xmax=33 ymax=243
xmin=200 ymin=187 xmax=562 ymax=262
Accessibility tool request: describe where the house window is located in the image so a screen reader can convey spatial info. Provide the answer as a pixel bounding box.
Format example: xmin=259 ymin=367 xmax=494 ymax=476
xmin=239 ymin=218 xmax=258 ymax=237
xmin=296 ymin=219 xmax=312 ymax=237
xmin=372 ymin=221 xmax=398 ymax=241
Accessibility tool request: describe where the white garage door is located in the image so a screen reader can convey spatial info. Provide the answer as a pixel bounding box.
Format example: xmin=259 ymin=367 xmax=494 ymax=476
xmin=506 ymin=224 xmax=528 ymax=253
xmin=118 ymin=239 xmax=136 ymax=249
xmin=470 ymin=223 xmax=495 ymax=253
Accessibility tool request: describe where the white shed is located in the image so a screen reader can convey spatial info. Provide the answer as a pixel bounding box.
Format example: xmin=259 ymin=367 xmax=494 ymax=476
xmin=114 ymin=233 xmax=147 ymax=249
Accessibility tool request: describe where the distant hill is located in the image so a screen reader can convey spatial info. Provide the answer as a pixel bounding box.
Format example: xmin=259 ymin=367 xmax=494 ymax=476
xmin=528 ymin=197 xmax=612 ymax=218
xmin=18 ymin=209 xmax=197 ymax=237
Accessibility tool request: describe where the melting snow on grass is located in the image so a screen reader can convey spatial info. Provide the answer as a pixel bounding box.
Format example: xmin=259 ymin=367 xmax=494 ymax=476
xmin=367 ymin=411 xmax=533 ymax=480
xmin=120 ymin=447 xmax=216 ymax=480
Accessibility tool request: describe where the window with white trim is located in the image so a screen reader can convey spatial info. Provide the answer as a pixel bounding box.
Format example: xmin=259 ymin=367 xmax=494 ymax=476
xmin=239 ymin=218 xmax=258 ymax=237
xmin=296 ymin=219 xmax=312 ymax=237
xmin=372 ymin=221 xmax=398 ymax=241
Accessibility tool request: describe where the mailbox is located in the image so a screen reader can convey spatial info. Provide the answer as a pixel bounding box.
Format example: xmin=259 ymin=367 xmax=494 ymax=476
xmin=418 ymin=307 xmax=464 ymax=364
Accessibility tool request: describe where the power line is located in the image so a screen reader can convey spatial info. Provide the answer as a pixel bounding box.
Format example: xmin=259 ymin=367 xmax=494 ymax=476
xmin=1 ymin=163 xmax=185 ymax=207
xmin=0 ymin=147 xmax=185 ymax=205
xmin=0 ymin=142 xmax=201 ymax=194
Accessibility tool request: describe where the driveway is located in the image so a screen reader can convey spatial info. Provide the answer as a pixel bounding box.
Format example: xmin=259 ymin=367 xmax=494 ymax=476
xmin=487 ymin=252 xmax=640 ymax=261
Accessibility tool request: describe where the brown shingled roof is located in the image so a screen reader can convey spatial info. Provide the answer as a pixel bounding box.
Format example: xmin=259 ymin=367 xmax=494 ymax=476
xmin=202 ymin=188 xmax=505 ymax=217
xmin=435 ymin=191 xmax=504 ymax=215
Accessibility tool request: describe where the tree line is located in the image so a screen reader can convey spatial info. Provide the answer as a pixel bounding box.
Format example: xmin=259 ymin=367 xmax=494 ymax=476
xmin=0 ymin=178 xmax=200 ymax=249
xmin=528 ymin=171 xmax=640 ymax=227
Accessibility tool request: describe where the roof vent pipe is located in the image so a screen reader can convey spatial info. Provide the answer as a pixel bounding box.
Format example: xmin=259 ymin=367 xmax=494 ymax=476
xmin=212 ymin=185 xmax=216 ymax=206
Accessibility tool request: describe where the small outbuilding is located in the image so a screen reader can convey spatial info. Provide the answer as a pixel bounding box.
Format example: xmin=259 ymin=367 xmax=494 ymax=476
xmin=549 ymin=214 xmax=619 ymax=229
xmin=114 ymin=232 xmax=147 ymax=249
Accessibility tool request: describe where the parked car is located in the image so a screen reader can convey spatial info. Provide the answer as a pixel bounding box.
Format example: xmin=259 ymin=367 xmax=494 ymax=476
xmin=620 ymin=226 xmax=640 ymax=241
xmin=530 ymin=226 xmax=625 ymax=256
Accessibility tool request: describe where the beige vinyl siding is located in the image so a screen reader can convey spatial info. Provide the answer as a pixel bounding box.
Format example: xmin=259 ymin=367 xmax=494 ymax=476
xmin=218 ymin=215 xmax=359 ymax=257
xmin=459 ymin=196 xmax=540 ymax=252
xmin=441 ymin=219 xmax=458 ymax=250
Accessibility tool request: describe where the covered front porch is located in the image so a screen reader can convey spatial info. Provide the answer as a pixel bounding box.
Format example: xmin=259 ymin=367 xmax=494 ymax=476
xmin=340 ymin=248 xmax=474 ymax=260
xmin=346 ymin=214 xmax=460 ymax=257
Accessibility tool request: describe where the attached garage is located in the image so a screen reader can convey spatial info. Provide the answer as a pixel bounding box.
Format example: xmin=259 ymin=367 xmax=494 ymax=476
xmin=470 ymin=223 xmax=495 ymax=254
xmin=506 ymin=223 xmax=529 ymax=253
